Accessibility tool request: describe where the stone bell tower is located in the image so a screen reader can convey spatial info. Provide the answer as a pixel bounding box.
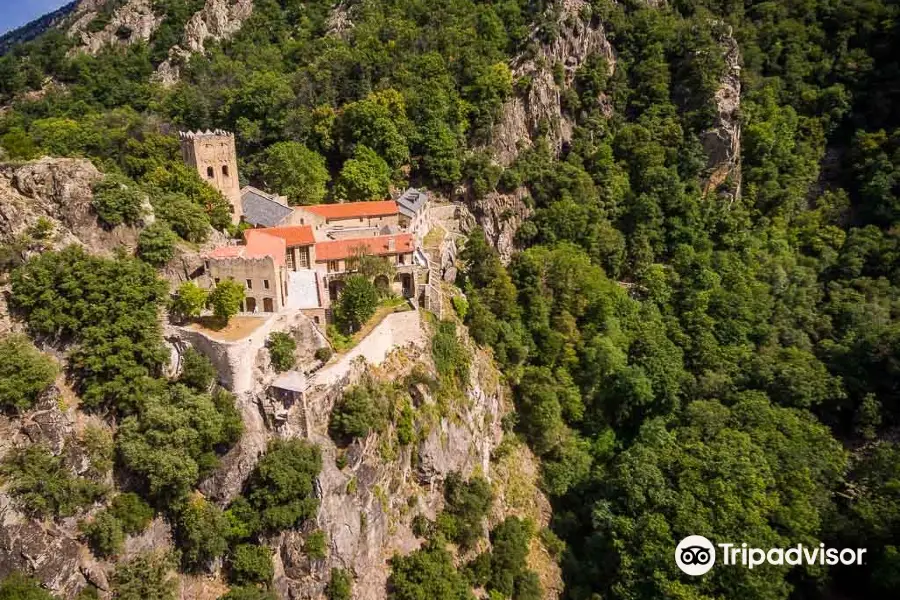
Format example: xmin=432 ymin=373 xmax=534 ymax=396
xmin=180 ymin=129 xmax=242 ymax=224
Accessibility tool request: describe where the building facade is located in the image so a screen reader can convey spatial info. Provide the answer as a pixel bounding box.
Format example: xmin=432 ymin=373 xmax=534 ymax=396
xmin=180 ymin=130 xmax=242 ymax=224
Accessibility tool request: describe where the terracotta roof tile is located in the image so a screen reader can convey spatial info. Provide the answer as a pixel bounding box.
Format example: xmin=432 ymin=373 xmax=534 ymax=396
xmin=302 ymin=200 xmax=398 ymax=220
xmin=315 ymin=234 xmax=414 ymax=262
xmin=207 ymin=231 xmax=286 ymax=267
xmin=252 ymin=224 xmax=315 ymax=246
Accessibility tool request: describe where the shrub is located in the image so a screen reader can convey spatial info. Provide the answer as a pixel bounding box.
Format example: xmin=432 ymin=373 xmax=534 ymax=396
xmin=333 ymin=275 xmax=378 ymax=333
xmin=246 ymin=439 xmax=322 ymax=533
xmin=109 ymin=492 xmax=154 ymax=534
xmin=329 ymin=382 xmax=389 ymax=443
xmin=397 ymin=401 xmax=415 ymax=446
xmin=431 ymin=321 xmax=470 ymax=387
xmin=451 ymin=295 xmax=469 ymax=320
xmin=0 ymin=444 xmax=106 ymax=518
xmin=81 ymin=425 xmax=114 ymax=478
xmin=209 ymin=279 xmax=245 ymax=321
xmin=137 ymin=222 xmax=178 ymax=266
xmin=305 ymin=529 xmax=327 ymax=559
xmin=179 ymin=348 xmax=216 ymax=391
xmin=229 ymin=544 xmax=274 ymax=585
xmin=81 ymin=510 xmax=125 ymax=558
xmin=267 ymin=332 xmax=297 ymax=372
xmin=92 ymin=174 xmax=145 ymax=227
xmin=218 ymin=586 xmax=277 ymax=600
xmin=111 ymin=551 xmax=178 ymax=600
xmin=0 ymin=572 xmax=55 ymax=600
xmin=174 ymin=496 xmax=229 ymax=571
xmin=438 ymin=472 xmax=492 ymax=548
xmin=0 ymin=335 xmax=58 ymax=413
xmin=326 ymin=568 xmax=353 ymax=600
xmin=315 ymin=346 xmax=334 ymax=362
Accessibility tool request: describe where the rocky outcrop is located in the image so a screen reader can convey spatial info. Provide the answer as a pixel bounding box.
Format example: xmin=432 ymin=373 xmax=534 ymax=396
xmin=489 ymin=0 xmax=616 ymax=165
xmin=68 ymin=0 xmax=163 ymax=55
xmin=0 ymin=157 xmax=141 ymax=253
xmin=700 ymin=25 xmax=742 ymax=201
xmin=153 ymin=0 xmax=255 ymax=85
xmin=457 ymin=187 xmax=532 ymax=263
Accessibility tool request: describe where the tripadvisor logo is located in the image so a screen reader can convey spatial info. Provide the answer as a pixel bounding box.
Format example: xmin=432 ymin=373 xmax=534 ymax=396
xmin=675 ymin=536 xmax=867 ymax=576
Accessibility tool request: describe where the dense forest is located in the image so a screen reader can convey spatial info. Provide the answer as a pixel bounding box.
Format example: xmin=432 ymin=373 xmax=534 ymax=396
xmin=1 ymin=0 xmax=900 ymax=599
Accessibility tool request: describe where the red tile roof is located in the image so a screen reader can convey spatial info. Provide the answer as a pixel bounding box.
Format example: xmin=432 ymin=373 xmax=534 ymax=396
xmin=207 ymin=231 xmax=286 ymax=267
xmin=252 ymin=224 xmax=315 ymax=246
xmin=315 ymin=234 xmax=414 ymax=262
xmin=302 ymin=200 xmax=398 ymax=220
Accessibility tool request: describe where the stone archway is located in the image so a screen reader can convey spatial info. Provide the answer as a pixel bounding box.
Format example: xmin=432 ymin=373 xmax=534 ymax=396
xmin=245 ymin=297 xmax=257 ymax=313
xmin=263 ymin=298 xmax=274 ymax=312
xmin=374 ymin=274 xmax=390 ymax=294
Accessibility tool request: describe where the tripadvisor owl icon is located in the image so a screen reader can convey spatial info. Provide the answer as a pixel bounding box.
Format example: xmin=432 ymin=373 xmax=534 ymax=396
xmin=676 ymin=535 xmax=716 ymax=576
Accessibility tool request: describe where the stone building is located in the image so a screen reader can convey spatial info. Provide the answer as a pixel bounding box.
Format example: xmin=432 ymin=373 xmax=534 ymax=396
xmin=204 ymin=230 xmax=288 ymax=313
xmin=179 ymin=130 xmax=242 ymax=224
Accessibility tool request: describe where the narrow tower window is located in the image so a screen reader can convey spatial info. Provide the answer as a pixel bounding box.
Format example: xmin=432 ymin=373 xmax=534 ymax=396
xmin=206 ymin=166 xmax=214 ymax=178
xmin=222 ymin=165 xmax=229 ymax=177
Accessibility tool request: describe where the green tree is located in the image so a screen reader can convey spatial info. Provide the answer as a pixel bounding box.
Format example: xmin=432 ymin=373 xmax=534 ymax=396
xmin=229 ymin=544 xmax=274 ymax=585
xmin=109 ymin=492 xmax=154 ymax=534
xmin=267 ymin=332 xmax=296 ymax=372
xmin=174 ymin=496 xmax=229 ymax=571
xmin=91 ymin=174 xmax=145 ymax=227
xmin=245 ymin=439 xmax=322 ymax=533
xmin=0 ymin=572 xmax=55 ymax=600
xmin=154 ymin=192 xmax=211 ymax=243
xmin=179 ymin=348 xmax=216 ymax=391
xmin=329 ymin=381 xmax=390 ymax=443
xmin=81 ymin=511 xmax=125 ymax=558
xmin=334 ymin=145 xmax=392 ymax=201
xmin=0 ymin=335 xmax=58 ymax=413
xmin=209 ymin=279 xmax=246 ymax=322
xmin=111 ymin=551 xmax=178 ymax=600
xmin=172 ymin=281 xmax=209 ymax=321
xmin=261 ymin=141 xmax=329 ymax=205
xmin=137 ymin=222 xmax=179 ymax=266
xmin=389 ymin=540 xmax=474 ymax=600
xmin=0 ymin=444 xmax=106 ymax=518
xmin=305 ymin=529 xmax=327 ymax=559
xmin=333 ymin=275 xmax=378 ymax=333
xmin=327 ymin=568 xmax=353 ymax=600
xmin=438 ymin=472 xmax=492 ymax=548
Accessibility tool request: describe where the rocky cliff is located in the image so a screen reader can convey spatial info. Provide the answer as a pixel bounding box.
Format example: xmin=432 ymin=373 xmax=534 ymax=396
xmin=700 ymin=25 xmax=742 ymax=201
xmin=154 ymin=0 xmax=255 ymax=85
xmin=0 ymin=157 xmax=140 ymax=251
xmin=67 ymin=0 xmax=163 ymax=55
xmin=488 ymin=0 xmax=616 ymax=166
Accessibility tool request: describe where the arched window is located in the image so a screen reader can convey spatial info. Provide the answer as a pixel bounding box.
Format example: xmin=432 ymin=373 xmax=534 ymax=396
xmin=222 ymin=165 xmax=229 ymax=177
xmin=206 ymin=166 xmax=214 ymax=178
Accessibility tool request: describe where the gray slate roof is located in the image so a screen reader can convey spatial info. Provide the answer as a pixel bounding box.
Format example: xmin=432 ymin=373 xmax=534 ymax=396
xmin=397 ymin=188 xmax=427 ymax=218
xmin=241 ymin=186 xmax=293 ymax=227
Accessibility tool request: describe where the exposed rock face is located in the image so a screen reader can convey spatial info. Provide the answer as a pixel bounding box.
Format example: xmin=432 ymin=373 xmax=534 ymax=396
xmin=700 ymin=25 xmax=742 ymax=201
xmin=0 ymin=394 xmax=99 ymax=598
xmin=458 ymin=187 xmax=532 ymax=264
xmin=68 ymin=0 xmax=163 ymax=55
xmin=153 ymin=0 xmax=255 ymax=85
xmin=0 ymin=157 xmax=141 ymax=253
xmin=489 ymin=0 xmax=616 ymax=165
xmin=326 ymin=1 xmax=355 ymax=39
xmin=275 ymin=337 xmax=511 ymax=600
